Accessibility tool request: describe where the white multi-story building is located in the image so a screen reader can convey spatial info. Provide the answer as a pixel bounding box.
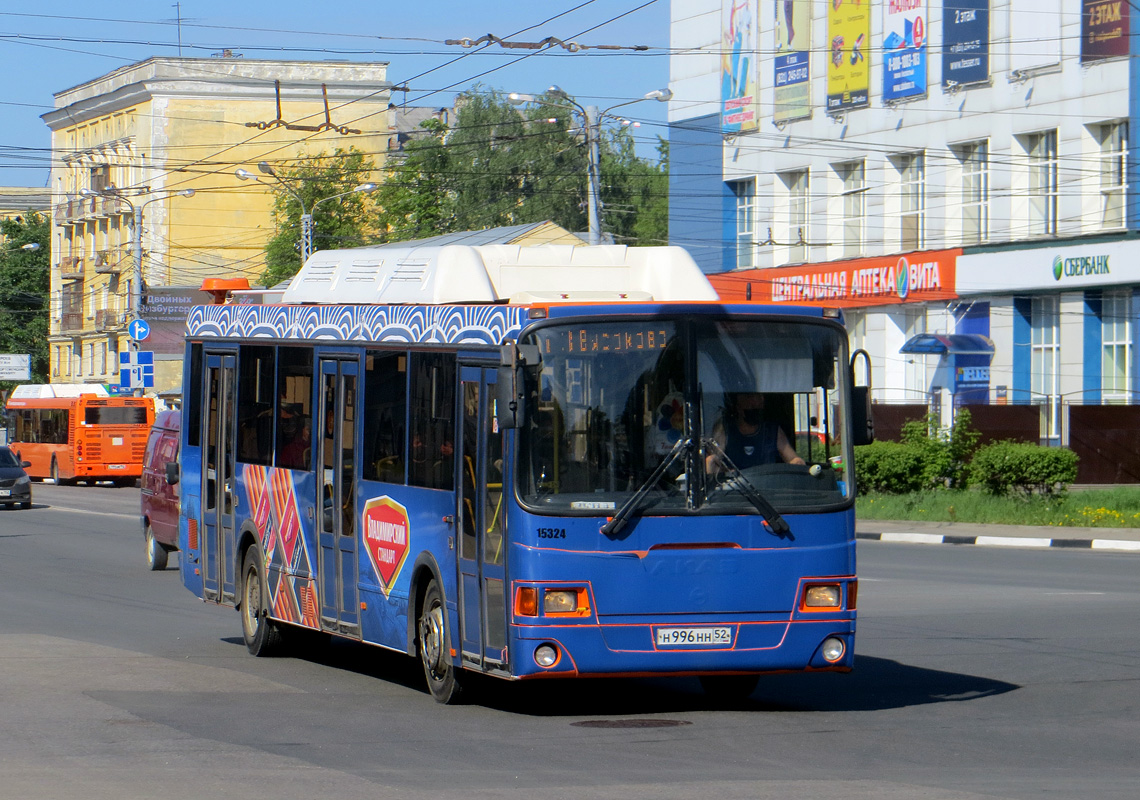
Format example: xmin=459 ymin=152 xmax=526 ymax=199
xmin=668 ymin=0 xmax=1138 ymax=470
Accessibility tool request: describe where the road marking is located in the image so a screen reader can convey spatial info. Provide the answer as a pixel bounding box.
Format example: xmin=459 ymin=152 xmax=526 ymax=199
xmin=975 ymin=536 xmax=1053 ymax=548
xmin=43 ymin=505 xmax=137 ymax=520
xmin=879 ymin=532 xmax=945 ymax=545
xmin=1091 ymin=539 xmax=1140 ymax=551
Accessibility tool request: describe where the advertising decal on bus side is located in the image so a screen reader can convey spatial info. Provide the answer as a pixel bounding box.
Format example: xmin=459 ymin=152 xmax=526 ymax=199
xmin=363 ymin=496 xmax=411 ymax=596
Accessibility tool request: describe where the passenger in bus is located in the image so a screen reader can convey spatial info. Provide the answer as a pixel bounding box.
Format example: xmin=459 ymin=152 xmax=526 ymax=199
xmin=706 ymin=392 xmax=804 ymax=475
xmin=278 ymin=404 xmax=310 ymax=469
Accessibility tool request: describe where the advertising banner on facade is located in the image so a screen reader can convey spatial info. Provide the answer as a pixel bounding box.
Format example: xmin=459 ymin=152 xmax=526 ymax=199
xmin=722 ymin=0 xmax=760 ymax=133
xmin=140 ymin=287 xmax=212 ymax=355
xmin=957 ymin=240 xmax=1140 ymax=295
xmin=1081 ymin=0 xmax=1128 ymax=62
xmin=942 ymin=0 xmax=990 ymax=87
xmin=708 ymin=250 xmax=960 ymax=307
xmin=827 ymin=0 xmax=871 ymax=112
xmin=0 ymin=354 xmax=31 ymax=381
xmin=774 ymin=0 xmax=811 ymax=122
xmin=882 ymin=0 xmax=927 ymax=101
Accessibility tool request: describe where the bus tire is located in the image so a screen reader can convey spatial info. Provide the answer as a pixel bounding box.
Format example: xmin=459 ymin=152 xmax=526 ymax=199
xmin=417 ymin=579 xmax=464 ymax=704
xmin=699 ymin=674 xmax=759 ymax=702
xmin=145 ymin=523 xmax=169 ymax=571
xmin=240 ymin=545 xmax=284 ymax=656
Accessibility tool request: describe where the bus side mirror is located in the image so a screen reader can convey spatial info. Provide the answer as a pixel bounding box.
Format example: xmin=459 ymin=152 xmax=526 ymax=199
xmin=165 ymin=461 xmax=180 ymax=486
xmin=496 ymin=342 xmax=540 ymax=430
xmin=850 ymin=349 xmax=873 ymax=446
xmin=850 ymin=386 xmax=873 ymax=446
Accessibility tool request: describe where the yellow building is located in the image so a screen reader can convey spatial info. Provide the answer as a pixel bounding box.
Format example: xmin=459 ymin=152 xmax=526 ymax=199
xmin=43 ymin=56 xmax=393 ymax=393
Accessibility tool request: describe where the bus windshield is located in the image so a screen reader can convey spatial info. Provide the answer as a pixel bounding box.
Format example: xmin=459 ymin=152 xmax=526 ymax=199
xmin=518 ymin=317 xmax=851 ymax=516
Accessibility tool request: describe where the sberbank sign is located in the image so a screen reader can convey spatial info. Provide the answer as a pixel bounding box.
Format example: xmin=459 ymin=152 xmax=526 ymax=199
xmin=1052 ymin=253 xmax=1110 ymax=281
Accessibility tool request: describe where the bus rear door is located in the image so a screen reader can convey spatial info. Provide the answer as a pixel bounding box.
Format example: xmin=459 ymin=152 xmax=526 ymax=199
xmin=316 ymin=356 xmax=360 ymax=637
xmin=458 ymin=365 xmax=507 ymax=673
xmin=202 ymin=352 xmax=238 ymax=604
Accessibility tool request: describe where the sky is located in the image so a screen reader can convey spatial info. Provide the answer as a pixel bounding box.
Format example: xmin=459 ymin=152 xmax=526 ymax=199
xmin=0 ymin=0 xmax=671 ymax=188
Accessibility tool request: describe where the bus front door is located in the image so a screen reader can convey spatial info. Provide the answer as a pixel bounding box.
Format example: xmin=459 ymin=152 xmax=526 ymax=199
xmin=202 ymin=352 xmax=238 ymax=604
xmin=316 ymin=357 xmax=360 ymax=636
xmin=457 ymin=366 xmax=507 ymax=673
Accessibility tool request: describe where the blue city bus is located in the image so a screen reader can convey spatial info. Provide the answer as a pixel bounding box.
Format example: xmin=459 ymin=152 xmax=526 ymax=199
xmin=177 ymin=244 xmax=870 ymax=703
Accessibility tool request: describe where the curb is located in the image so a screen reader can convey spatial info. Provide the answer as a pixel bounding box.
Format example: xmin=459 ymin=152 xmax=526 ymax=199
xmin=857 ymin=531 xmax=1140 ymax=552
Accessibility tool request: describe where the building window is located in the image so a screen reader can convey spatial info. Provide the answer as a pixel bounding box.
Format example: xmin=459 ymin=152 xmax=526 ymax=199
xmin=1031 ymin=295 xmax=1060 ymax=439
xmin=1097 ymin=122 xmax=1127 ymax=229
xmin=1027 ymin=131 xmax=1058 ymax=236
xmin=52 ymin=347 xmax=61 ymax=378
xmin=837 ymin=161 xmax=865 ymax=257
xmin=957 ymin=141 xmax=989 ymax=244
xmin=1102 ymin=290 xmax=1131 ymax=403
xmin=732 ymin=179 xmax=756 ymax=269
xmin=781 ymin=170 xmax=809 ymax=264
xmin=896 ymin=152 xmax=925 ymax=251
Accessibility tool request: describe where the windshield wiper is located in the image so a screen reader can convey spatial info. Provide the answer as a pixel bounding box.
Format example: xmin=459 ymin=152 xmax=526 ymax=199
xmin=702 ymin=438 xmax=792 ymax=539
xmin=600 ymin=436 xmax=690 ymax=538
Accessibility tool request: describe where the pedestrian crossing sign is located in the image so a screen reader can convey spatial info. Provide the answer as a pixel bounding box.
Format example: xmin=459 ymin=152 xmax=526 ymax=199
xmin=119 ymin=350 xmax=155 ymax=389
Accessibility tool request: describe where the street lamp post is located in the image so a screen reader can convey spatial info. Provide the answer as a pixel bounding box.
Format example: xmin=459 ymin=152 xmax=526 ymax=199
xmin=508 ymin=86 xmax=672 ymax=246
xmin=236 ymin=164 xmax=377 ymax=264
xmin=81 ymin=187 xmax=195 ymax=325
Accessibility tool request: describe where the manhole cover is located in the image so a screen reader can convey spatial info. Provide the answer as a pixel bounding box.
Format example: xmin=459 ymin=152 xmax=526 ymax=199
xmin=571 ymin=719 xmax=692 ymax=729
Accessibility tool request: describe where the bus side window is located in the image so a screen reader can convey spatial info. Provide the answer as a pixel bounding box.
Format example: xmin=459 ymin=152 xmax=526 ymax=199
xmin=237 ymin=345 xmax=275 ymax=466
xmin=275 ymin=346 xmax=313 ymax=470
xmin=408 ymin=352 xmax=455 ymax=491
xmin=362 ymin=351 xmax=407 ymax=484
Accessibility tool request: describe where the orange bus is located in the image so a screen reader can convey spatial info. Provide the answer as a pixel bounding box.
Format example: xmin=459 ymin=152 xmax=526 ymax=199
xmin=4 ymin=385 xmax=155 ymax=485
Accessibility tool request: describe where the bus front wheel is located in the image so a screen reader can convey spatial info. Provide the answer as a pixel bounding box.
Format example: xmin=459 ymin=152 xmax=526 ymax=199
xmin=240 ymin=546 xmax=284 ymax=656
xmin=417 ymin=579 xmax=464 ymax=704
xmin=144 ymin=523 xmax=169 ymax=571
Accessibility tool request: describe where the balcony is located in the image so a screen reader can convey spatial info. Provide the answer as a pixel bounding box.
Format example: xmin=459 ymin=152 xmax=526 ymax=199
xmin=94 ymin=249 xmax=125 ymax=274
xmin=59 ymin=256 xmax=85 ymax=280
xmin=61 ymin=312 xmax=84 ymax=332
xmin=94 ymin=309 xmax=122 ymax=331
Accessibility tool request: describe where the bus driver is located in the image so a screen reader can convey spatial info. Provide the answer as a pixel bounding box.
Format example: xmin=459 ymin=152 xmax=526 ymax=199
xmin=706 ymin=391 xmax=805 ymax=475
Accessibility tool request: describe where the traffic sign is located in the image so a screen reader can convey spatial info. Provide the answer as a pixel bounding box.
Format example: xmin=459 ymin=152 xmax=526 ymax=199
xmin=119 ymin=350 xmax=155 ymax=389
xmin=128 ymin=318 xmax=151 ymax=342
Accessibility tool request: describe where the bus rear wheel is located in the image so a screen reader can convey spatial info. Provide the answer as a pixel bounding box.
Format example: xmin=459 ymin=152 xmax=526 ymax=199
xmin=240 ymin=545 xmax=284 ymax=656
xmin=417 ymin=579 xmax=464 ymax=704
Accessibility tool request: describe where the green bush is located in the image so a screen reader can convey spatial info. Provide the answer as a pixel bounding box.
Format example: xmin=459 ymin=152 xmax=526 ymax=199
xmin=969 ymin=441 xmax=1079 ymax=497
xmin=854 ymin=440 xmax=926 ymax=494
xmin=899 ymin=409 xmax=981 ymax=490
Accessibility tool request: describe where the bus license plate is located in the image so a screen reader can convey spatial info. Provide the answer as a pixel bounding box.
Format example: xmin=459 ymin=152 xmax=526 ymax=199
xmin=108 ymin=464 xmax=126 ymax=470
xmin=655 ymin=626 xmax=732 ymax=648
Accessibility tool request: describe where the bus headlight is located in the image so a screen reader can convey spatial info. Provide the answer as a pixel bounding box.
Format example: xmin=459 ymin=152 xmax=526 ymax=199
xmin=543 ymin=588 xmax=589 ymax=615
xmin=821 ymin=637 xmax=846 ymax=663
xmin=803 ymin=584 xmax=841 ymax=608
xmin=544 ymin=590 xmax=578 ymax=613
xmin=534 ymin=643 xmax=559 ymax=667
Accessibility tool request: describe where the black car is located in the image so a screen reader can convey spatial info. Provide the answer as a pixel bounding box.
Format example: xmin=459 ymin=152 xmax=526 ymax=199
xmin=0 ymin=446 xmax=33 ymax=509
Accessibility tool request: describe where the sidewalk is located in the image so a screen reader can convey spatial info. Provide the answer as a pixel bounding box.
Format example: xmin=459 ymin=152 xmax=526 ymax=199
xmin=856 ymin=518 xmax=1140 ymax=552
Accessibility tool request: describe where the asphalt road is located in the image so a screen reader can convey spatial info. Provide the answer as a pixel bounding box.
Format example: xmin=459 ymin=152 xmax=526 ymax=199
xmin=1 ymin=483 xmax=1137 ymax=799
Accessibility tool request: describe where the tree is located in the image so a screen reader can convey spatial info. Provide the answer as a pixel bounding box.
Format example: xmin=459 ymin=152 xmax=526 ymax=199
xmin=260 ymin=147 xmax=378 ymax=287
xmin=375 ymin=87 xmax=668 ymax=245
xmin=0 ymin=212 xmax=50 ymax=395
